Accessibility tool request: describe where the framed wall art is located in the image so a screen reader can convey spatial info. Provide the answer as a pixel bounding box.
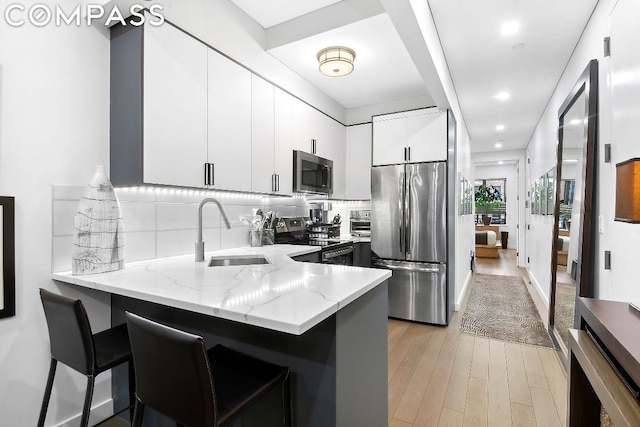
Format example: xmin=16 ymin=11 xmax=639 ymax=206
xmin=0 ymin=196 xmax=15 ymax=319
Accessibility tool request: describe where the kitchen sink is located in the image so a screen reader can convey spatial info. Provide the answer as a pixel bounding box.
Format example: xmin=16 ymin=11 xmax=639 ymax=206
xmin=208 ymin=255 xmax=270 ymax=267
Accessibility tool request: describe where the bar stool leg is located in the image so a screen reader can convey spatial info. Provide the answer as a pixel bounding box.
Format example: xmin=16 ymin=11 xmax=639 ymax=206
xmin=37 ymin=358 xmax=58 ymax=427
xmin=282 ymin=374 xmax=292 ymax=427
xmin=131 ymin=398 xmax=145 ymax=427
xmin=79 ymin=376 xmax=95 ymax=427
xmin=128 ymin=359 xmax=136 ymax=419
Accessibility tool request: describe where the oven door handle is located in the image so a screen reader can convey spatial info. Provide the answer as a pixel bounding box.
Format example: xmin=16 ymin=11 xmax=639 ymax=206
xmin=323 ymin=247 xmax=354 ymax=259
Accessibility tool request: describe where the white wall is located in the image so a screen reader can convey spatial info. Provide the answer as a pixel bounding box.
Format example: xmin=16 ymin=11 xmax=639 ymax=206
xmin=0 ymin=4 xmax=112 ymax=425
xmin=526 ymin=0 xmax=640 ymax=308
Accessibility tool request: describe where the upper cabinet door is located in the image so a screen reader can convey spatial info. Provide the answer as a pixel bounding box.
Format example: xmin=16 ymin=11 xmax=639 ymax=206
xmin=251 ymin=75 xmax=275 ymax=193
xmin=274 ymin=88 xmax=293 ymax=195
xmin=347 ymin=123 xmax=372 ymax=199
xmin=406 ymin=110 xmax=448 ymax=162
xmin=207 ymin=50 xmax=252 ymax=191
xmin=372 ymin=116 xmax=407 ymax=166
xmin=143 ymin=23 xmax=208 ymax=187
xmin=292 ymin=99 xmax=317 ymax=153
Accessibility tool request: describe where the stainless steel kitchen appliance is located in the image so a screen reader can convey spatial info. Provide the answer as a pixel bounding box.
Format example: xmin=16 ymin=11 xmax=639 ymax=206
xmin=371 ymin=162 xmax=450 ymax=325
xmin=349 ymin=210 xmax=371 ymax=237
xmin=293 ymin=150 xmax=333 ymax=195
xmin=274 ymin=216 xmax=353 ymax=265
xmin=274 ymin=217 xmax=310 ymax=245
xmin=309 ymin=202 xmax=332 ymax=224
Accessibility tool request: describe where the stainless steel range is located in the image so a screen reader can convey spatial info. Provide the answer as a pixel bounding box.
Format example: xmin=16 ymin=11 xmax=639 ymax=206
xmin=274 ymin=217 xmax=353 ymax=265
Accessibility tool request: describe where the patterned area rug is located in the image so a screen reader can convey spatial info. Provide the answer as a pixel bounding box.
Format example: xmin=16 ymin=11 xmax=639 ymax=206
xmin=460 ymin=274 xmax=553 ymax=347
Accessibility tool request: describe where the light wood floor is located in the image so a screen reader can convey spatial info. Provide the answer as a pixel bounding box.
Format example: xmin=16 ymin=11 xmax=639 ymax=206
xmin=388 ymin=249 xmax=567 ymax=427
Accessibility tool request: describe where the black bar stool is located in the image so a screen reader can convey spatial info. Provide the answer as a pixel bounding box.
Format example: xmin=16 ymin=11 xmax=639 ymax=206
xmin=125 ymin=312 xmax=292 ymax=427
xmin=38 ymin=288 xmax=135 ymax=427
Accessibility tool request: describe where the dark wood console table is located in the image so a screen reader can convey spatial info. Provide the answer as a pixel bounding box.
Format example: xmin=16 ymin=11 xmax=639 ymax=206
xmin=568 ymin=298 xmax=640 ymax=426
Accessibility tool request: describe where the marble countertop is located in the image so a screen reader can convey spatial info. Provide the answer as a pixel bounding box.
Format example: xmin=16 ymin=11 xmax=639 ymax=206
xmin=52 ymin=244 xmax=390 ymax=335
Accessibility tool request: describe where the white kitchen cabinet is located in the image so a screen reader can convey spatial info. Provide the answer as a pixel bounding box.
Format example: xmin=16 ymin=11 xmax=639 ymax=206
xmin=323 ymin=115 xmax=347 ymax=199
xmin=250 ymin=78 xmax=293 ymax=194
xmin=347 ymin=124 xmax=372 ymax=199
xmin=372 ymin=116 xmax=406 ymax=166
xmin=292 ymin=99 xmax=318 ymax=153
xmin=407 ymin=111 xmax=448 ymax=162
xmin=142 ymin=22 xmax=208 ymax=187
xmin=372 ymin=108 xmax=447 ymax=166
xmin=274 ymin=88 xmax=294 ymax=195
xmin=251 ymin=75 xmax=275 ymax=193
xmin=208 ymin=49 xmax=252 ymax=191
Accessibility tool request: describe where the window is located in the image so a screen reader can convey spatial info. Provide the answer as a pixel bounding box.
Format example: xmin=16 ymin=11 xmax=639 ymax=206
xmin=474 ymin=178 xmax=507 ymax=224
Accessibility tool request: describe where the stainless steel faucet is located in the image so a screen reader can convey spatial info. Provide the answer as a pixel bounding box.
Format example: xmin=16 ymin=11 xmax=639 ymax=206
xmin=195 ymin=198 xmax=231 ymax=262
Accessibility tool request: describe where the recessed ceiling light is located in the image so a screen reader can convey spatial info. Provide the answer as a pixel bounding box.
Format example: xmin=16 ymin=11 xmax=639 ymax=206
xmin=499 ymin=161 xmax=504 ymax=165
xmin=501 ymin=21 xmax=520 ymax=36
xmin=563 ymin=159 xmax=578 ymax=163
xmin=495 ymin=143 xmax=503 ymax=149
xmin=570 ymin=119 xmax=581 ymax=125
xmin=496 ymin=124 xmax=505 ymax=131
xmin=494 ymin=91 xmax=510 ymax=101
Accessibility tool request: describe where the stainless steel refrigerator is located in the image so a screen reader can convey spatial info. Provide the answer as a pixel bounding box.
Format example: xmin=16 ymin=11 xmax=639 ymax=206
xmin=371 ymin=162 xmax=450 ymax=325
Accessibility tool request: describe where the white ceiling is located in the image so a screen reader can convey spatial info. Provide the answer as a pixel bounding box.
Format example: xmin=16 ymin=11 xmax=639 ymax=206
xmin=268 ymin=13 xmax=430 ymax=109
xmin=429 ymin=0 xmax=598 ymax=153
xmin=229 ymin=0 xmax=598 ymax=153
xmin=229 ymin=0 xmax=342 ymax=28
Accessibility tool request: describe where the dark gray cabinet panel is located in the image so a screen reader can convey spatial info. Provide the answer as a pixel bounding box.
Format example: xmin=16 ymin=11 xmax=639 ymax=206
xmin=353 ymin=242 xmax=371 ymax=267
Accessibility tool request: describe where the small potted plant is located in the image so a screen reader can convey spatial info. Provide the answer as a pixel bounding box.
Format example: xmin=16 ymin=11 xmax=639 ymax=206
xmin=475 ymin=184 xmax=502 ymax=225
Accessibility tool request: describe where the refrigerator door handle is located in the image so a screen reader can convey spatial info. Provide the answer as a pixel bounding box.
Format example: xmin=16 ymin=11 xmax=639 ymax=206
xmin=398 ymin=172 xmax=405 ymax=254
xmin=372 ymin=260 xmax=440 ymax=274
xmin=405 ymin=169 xmax=411 ymax=257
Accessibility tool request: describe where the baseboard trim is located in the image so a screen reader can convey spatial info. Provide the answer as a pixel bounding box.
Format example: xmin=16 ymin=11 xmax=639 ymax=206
xmin=527 ymin=270 xmax=550 ymax=327
xmin=53 ymin=399 xmax=114 ymax=427
xmin=455 ymin=270 xmax=473 ymax=311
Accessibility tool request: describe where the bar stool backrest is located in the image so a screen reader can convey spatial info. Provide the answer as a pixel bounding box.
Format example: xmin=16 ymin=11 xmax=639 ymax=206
xmin=125 ymin=312 xmax=217 ymax=427
xmin=40 ymin=289 xmax=96 ymax=375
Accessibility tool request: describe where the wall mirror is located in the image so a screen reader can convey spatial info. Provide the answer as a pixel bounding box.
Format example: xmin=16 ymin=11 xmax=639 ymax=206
xmin=549 ymin=60 xmax=598 ymax=360
xmin=0 ymin=196 xmax=16 ymax=319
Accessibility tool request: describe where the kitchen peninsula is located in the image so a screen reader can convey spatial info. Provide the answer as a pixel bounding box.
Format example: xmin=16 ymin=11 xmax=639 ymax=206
xmin=53 ymin=244 xmax=390 ymax=426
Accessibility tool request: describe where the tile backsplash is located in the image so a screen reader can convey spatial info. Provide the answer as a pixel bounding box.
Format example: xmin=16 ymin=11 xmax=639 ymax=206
xmin=52 ymin=185 xmax=306 ymax=273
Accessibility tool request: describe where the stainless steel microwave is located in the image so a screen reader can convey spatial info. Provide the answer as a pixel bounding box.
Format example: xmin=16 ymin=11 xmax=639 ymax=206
xmin=293 ymin=150 xmax=333 ymax=195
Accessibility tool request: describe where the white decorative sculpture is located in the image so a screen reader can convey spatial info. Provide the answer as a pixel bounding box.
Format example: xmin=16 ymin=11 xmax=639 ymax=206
xmin=71 ymin=165 xmax=125 ymax=275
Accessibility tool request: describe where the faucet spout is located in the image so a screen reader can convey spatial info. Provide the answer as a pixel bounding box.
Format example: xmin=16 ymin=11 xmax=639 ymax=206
xmin=196 ymin=198 xmax=231 ymax=262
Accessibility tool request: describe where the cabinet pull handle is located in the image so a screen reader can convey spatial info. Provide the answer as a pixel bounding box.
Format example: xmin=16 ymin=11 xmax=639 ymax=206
xmin=271 ymin=174 xmax=276 ymax=192
xmin=204 ymin=163 xmax=210 ymax=186
xmin=403 ymin=147 xmax=407 ymax=162
xmin=210 ymin=163 xmax=215 ymax=186
xmin=276 ymin=174 xmax=280 ymax=192
xmin=408 ymin=146 xmax=411 ymax=161
xmin=312 ymin=139 xmax=316 ymax=154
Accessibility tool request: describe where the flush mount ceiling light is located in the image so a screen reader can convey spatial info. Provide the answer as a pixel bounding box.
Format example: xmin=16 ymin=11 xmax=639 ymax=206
xmin=494 ymin=91 xmax=510 ymax=101
xmin=501 ymin=20 xmax=520 ymax=36
xmin=317 ymin=46 xmax=356 ymax=77
xmin=496 ymin=124 xmax=505 ymax=131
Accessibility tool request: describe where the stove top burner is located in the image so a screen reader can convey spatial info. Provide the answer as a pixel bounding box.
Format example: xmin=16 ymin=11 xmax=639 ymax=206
xmin=308 ymin=238 xmax=351 ymax=247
